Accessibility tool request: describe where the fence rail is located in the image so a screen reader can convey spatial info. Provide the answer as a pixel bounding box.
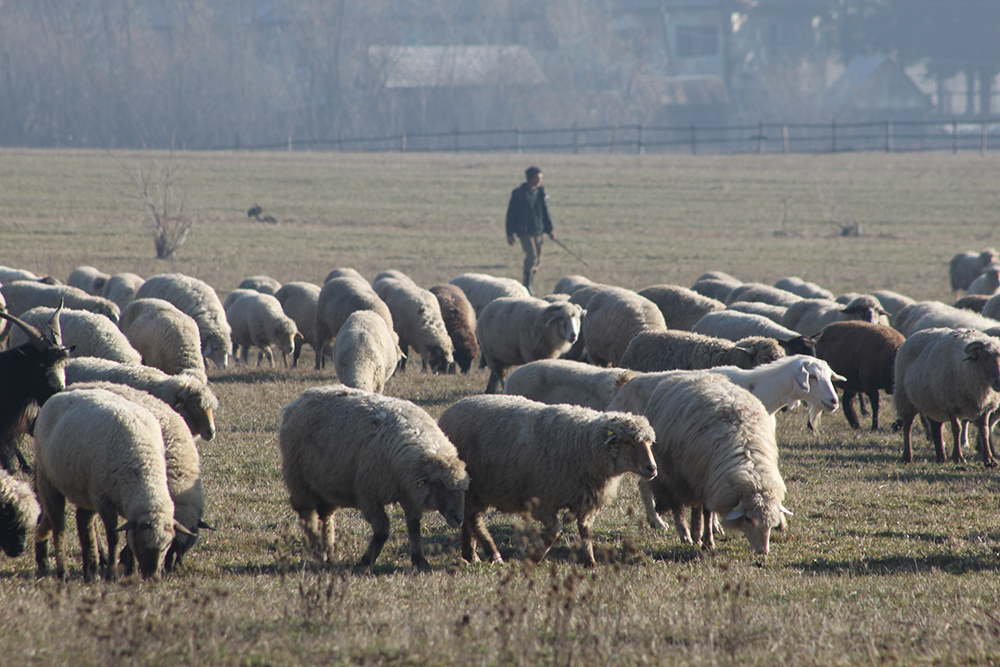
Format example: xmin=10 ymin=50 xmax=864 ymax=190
xmin=218 ymin=118 xmax=1000 ymax=155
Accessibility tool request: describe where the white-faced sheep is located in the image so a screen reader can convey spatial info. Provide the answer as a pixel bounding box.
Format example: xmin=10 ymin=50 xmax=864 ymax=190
xmin=773 ymin=277 xmax=835 ymax=300
xmin=374 ymin=279 xmax=454 ymax=373
xmin=101 ymin=273 xmax=145 ymax=311
xmin=119 ymin=299 xmax=207 ymax=382
xmin=273 ymin=282 xmax=324 ymax=368
xmin=894 ymin=328 xmax=1000 ymax=466
xmin=279 ymin=386 xmax=469 ymax=571
xmin=966 ymin=263 xmax=1000 ymax=296
xmin=313 ymin=277 xmax=394 ymax=371
xmin=950 ymin=248 xmax=997 ymax=295
xmin=726 ymin=283 xmax=803 ymax=308
xmin=428 ymin=284 xmax=479 ymax=374
xmin=0 ymin=467 xmax=41 ymax=558
xmin=476 ymin=297 xmax=585 ymax=393
xmin=323 ymin=267 xmax=367 ymax=283
xmin=33 ymin=388 xmax=190 ymax=580
xmin=65 ymin=357 xmax=218 ymax=442
xmin=333 ymin=310 xmax=403 ymax=393
xmin=619 ymin=331 xmax=785 ymax=373
xmin=1 ymin=281 xmax=120 ymax=323
xmin=225 ymin=291 xmax=301 ymax=366
xmin=504 ymin=359 xmax=636 ymax=410
xmin=67 ymin=266 xmax=111 ymax=296
xmin=781 ymin=295 xmax=888 ymax=337
xmin=582 ymin=287 xmax=667 ymax=367
xmin=553 ymin=275 xmax=593 ymax=295
xmin=725 ymin=301 xmax=787 ymax=324
xmin=9 ymin=306 xmax=142 ymax=365
xmin=636 ymin=284 xmax=725 ymax=331
xmin=690 ymin=278 xmax=741 ymax=303
xmin=238 ymin=275 xmax=282 ymax=295
xmin=438 ymin=394 xmax=657 ymax=566
xmin=135 ymin=273 xmax=232 ymax=369
xmin=449 ymin=272 xmax=530 ymax=318
xmin=814 ymin=321 xmax=904 ymax=431
xmin=639 ymin=372 xmax=790 ymax=555
xmin=691 ymin=311 xmax=817 ymax=357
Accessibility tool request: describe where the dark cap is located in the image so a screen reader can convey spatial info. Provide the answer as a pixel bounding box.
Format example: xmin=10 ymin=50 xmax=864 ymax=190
xmin=525 ymin=166 xmax=542 ymax=178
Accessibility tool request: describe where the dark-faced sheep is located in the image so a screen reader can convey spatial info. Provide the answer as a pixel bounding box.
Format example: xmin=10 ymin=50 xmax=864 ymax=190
xmin=428 ymin=284 xmax=479 ymax=374
xmin=692 ymin=311 xmax=816 ymax=357
xmin=619 ymin=331 xmax=785 ymax=373
xmin=781 ymin=295 xmax=888 ymax=337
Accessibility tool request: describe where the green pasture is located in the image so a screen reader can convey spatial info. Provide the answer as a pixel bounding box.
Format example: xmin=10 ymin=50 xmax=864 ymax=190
xmin=1 ymin=149 xmax=1000 ymax=666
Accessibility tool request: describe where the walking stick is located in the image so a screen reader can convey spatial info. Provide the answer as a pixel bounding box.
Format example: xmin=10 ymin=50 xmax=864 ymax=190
xmin=550 ymin=237 xmax=590 ymax=267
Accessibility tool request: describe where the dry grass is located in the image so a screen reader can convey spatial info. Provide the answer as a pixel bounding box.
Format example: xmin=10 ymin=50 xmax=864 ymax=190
xmin=2 ymin=149 xmax=1000 ymax=665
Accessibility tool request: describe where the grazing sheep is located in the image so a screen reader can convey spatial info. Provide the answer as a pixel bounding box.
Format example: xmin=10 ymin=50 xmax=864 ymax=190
xmin=950 ymin=248 xmax=998 ymax=294
xmin=135 ymin=274 xmax=232 ymax=369
xmin=869 ymin=290 xmax=915 ymax=323
xmin=279 ymin=386 xmax=469 ymax=571
xmin=374 ymin=279 xmax=454 ymax=373
xmin=0 ymin=266 xmax=57 ymax=284
xmin=637 ymin=284 xmax=725 ymax=331
xmin=814 ymin=321 xmax=904 ymax=431
xmin=65 ymin=357 xmax=218 ymax=442
xmin=567 ymin=283 xmax=615 ymax=308
xmin=119 ymin=299 xmax=207 ymax=382
xmin=33 ymin=387 xmax=187 ymax=580
xmin=101 ymin=273 xmax=145 ymax=311
xmin=1 ymin=281 xmax=120 ymax=323
xmin=640 ymin=372 xmax=790 ymax=555
xmin=725 ymin=301 xmax=787 ymax=324
xmin=697 ymin=271 xmax=741 ymax=283
xmin=372 ymin=270 xmax=416 ymax=291
xmin=504 ymin=359 xmax=636 ymax=410
xmin=894 ymin=328 xmax=1000 ymax=466
xmin=966 ymin=263 xmax=1000 ymax=296
xmin=553 ymin=275 xmax=593 ymax=295
xmin=9 ymin=306 xmax=142 ymax=365
xmin=226 ymin=291 xmax=301 ymax=366
xmin=238 ymin=275 xmax=282 ymax=295
xmin=582 ymin=287 xmax=667 ymax=367
xmin=323 ymin=267 xmax=367 ymax=284
xmin=477 ymin=298 xmax=585 ymax=393
xmin=690 ymin=278 xmax=741 ymax=303
xmin=953 ymin=294 xmax=990 ymax=313
xmin=781 ymin=295 xmax=888 ymax=337
xmin=773 ymin=277 xmax=835 ymax=300
xmin=429 ymin=284 xmax=479 ymax=374
xmin=67 ymin=266 xmax=111 ymax=296
xmin=692 ymin=311 xmax=817 ymax=357
xmin=619 ymin=331 xmax=785 ymax=373
xmin=333 ymin=311 xmax=403 ymax=393
xmin=313 ymin=277 xmax=394 ymax=370
xmin=274 ymin=282 xmax=324 ymax=368
xmin=726 ymin=283 xmax=802 ymax=308
xmin=438 ymin=394 xmax=657 ymax=566
xmin=449 ymin=273 xmax=530 ymax=318
xmin=0 ymin=467 xmax=41 ymax=558
xmin=895 ymin=301 xmax=1000 ymax=338
xmin=222 ymin=288 xmax=258 ymax=310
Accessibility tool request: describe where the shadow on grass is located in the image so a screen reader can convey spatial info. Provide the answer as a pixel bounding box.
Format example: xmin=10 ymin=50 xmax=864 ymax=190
xmin=789 ymin=552 xmax=1000 ymax=576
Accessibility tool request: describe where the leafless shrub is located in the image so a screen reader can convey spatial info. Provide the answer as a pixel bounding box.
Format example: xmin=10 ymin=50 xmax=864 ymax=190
xmin=131 ymin=157 xmax=195 ymax=259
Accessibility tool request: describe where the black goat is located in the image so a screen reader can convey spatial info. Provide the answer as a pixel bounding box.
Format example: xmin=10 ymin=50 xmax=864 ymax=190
xmin=0 ymin=306 xmax=73 ymax=473
xmin=247 ymin=203 xmax=277 ymax=224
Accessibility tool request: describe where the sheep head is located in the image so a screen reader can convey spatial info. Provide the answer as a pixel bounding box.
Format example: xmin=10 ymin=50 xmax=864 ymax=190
xmin=723 ymin=496 xmax=792 ymax=556
xmin=414 ymin=457 xmax=469 ymax=529
xmin=603 ymin=413 xmax=657 ymax=480
xmin=963 ymin=339 xmax=1000 ymax=392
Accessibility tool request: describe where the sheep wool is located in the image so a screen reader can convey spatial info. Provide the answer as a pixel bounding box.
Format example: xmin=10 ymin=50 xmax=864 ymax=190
xmin=333 ymin=310 xmax=402 ymax=393
xmin=0 ymin=467 xmax=41 ymax=558
xmin=0 ymin=281 xmax=120 ymax=323
xmin=619 ymin=330 xmax=784 ymax=373
xmin=67 ymin=266 xmax=111 ymax=296
xmin=226 ymin=292 xmax=301 ymax=366
xmin=9 ymin=306 xmax=142 ymax=365
xmin=101 ymin=273 xmax=145 ymax=311
xmin=504 ymin=358 xmax=636 ymax=411
xmin=581 ymin=287 xmax=667 ymax=367
xmin=429 ymin=283 xmax=479 ymax=374
xmin=449 ymin=272 xmax=530 ymax=318
xmin=119 ymin=298 xmax=207 ymax=382
xmin=274 ymin=282 xmax=324 ymax=368
xmin=313 ymin=277 xmax=394 ymax=371
xmin=375 ymin=279 xmax=454 ymax=373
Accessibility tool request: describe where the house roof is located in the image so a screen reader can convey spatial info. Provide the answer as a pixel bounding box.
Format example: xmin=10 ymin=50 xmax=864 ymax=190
xmin=631 ymin=75 xmax=731 ymax=106
xmin=822 ymin=57 xmax=931 ymax=115
xmin=367 ymin=45 xmax=548 ymax=88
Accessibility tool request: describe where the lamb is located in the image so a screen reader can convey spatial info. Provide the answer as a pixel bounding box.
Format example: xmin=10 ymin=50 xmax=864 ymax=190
xmin=636 ymin=284 xmax=725 ymax=331
xmin=225 ymin=291 xmax=301 ymax=366
xmin=691 ymin=278 xmax=741 ymax=302
xmin=503 ymin=359 xmax=636 ymax=410
xmin=0 ymin=467 xmax=41 ymax=558
xmin=639 ymin=372 xmax=790 ymax=555
xmin=449 ymin=272 xmax=530 ymax=318
xmin=691 ymin=311 xmax=819 ymax=357
xmin=9 ymin=306 xmax=142 ymax=365
xmin=274 ymin=281 xmax=324 ymax=368
xmin=619 ymin=331 xmax=785 ymax=373
xmin=553 ymin=275 xmax=593 ymax=295
xmin=313 ymin=277 xmax=394 ymax=370
xmin=101 ymin=273 xmax=145 ymax=311
xmin=333 ymin=310 xmax=403 ymax=393
xmin=0 ymin=281 xmax=120 ymax=323
xmin=64 ymin=357 xmax=218 ymax=442
xmin=950 ymin=248 xmax=997 ymax=295
xmin=33 ymin=387 xmax=189 ymax=580
xmin=781 ymin=295 xmax=888 ymax=337
xmin=725 ymin=301 xmax=787 ymax=324
xmin=894 ymin=328 xmax=1000 ymax=466
xmin=895 ymin=301 xmax=1000 ymax=338
xmin=581 ymin=287 xmax=666 ymax=367
xmin=726 ymin=283 xmax=803 ymax=308
xmin=278 ymin=386 xmax=469 ymax=571
xmin=67 ymin=266 xmax=111 ymax=295
xmin=773 ymin=277 xmax=835 ymax=300
xmin=476 ymin=297 xmax=585 ymax=393
xmin=438 ymin=394 xmax=657 ymax=566
xmin=118 ymin=299 xmax=207 ymax=382
xmin=966 ymin=263 xmax=1000 ymax=296
xmin=814 ymin=321 xmax=905 ymax=431
xmin=238 ymin=275 xmax=282 ymax=295
xmin=428 ymin=284 xmax=479 ymax=374
xmin=135 ymin=273 xmax=232 ymax=369
xmin=374 ymin=279 xmax=454 ymax=373
xmin=323 ymin=267 xmax=367 ymax=283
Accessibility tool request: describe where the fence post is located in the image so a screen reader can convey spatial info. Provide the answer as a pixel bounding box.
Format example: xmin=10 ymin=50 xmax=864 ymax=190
xmin=831 ymin=119 xmax=837 ymax=153
xmin=983 ymin=122 xmax=988 ymax=156
xmin=637 ymin=124 xmax=644 ymax=155
xmin=886 ymin=120 xmax=892 ymax=153
xmin=953 ymin=118 xmax=958 ymax=153
xmin=401 ymin=133 xmax=406 ymax=152
xmin=515 ymin=127 xmax=521 ymax=154
xmin=782 ymin=125 xmax=789 ymax=155
xmin=453 ymin=124 xmax=459 ymax=152
xmin=573 ymin=122 xmax=579 ymax=154
xmin=610 ymin=126 xmax=617 ymax=154
xmin=757 ymin=120 xmax=764 ymax=153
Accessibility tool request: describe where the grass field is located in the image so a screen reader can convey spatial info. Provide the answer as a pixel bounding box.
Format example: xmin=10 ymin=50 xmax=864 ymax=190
xmin=2 ymin=148 xmax=1000 ymax=666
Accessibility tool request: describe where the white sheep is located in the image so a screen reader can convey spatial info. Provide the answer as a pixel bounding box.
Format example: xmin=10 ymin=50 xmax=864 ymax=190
xmin=135 ymin=273 xmax=232 ymax=369
xmin=67 ymin=266 xmax=111 ymax=295
xmin=640 ymin=371 xmax=791 ymax=555
xmin=0 ymin=281 xmax=120 ymax=323
xmin=278 ymin=386 xmax=469 ymax=571
xmin=374 ymin=279 xmax=454 ymax=373
xmin=726 ymin=283 xmax=803 ymax=308
xmin=101 ymin=273 xmax=145 ymax=311
xmin=238 ymin=275 xmax=282 ymax=295
xmin=0 ymin=266 xmax=56 ymax=284
xmin=333 ymin=310 xmax=403 ymax=393
xmin=553 ymin=275 xmax=594 ymax=295
xmin=372 ymin=269 xmax=417 ymax=291
xmin=323 ymin=267 xmax=367 ymax=283
xmin=894 ymin=328 xmax=1000 ymax=466
xmin=690 ymin=277 xmax=741 ymax=303
xmin=781 ymin=295 xmax=888 ymax=336
xmin=636 ymin=284 xmax=725 ymax=331
xmin=773 ymin=277 xmax=835 ymax=300
xmin=503 ymin=359 xmax=636 ymax=410
xmin=449 ymin=272 xmax=530 ymax=318
xmin=0 ymin=467 xmax=41 ymax=559
xmin=65 ymin=357 xmax=218 ymax=442
xmin=118 ymin=298 xmax=207 ymax=382
xmin=222 ymin=288 xmax=259 ymax=311
xmin=868 ymin=290 xmax=915 ymax=325
xmin=225 ymin=291 xmax=301 ymax=366
xmin=9 ymin=306 xmax=142 ymax=365
xmin=33 ymin=387 xmax=190 ymax=580
xmin=314 ymin=277 xmax=394 ymax=370
xmin=725 ymin=301 xmax=787 ymax=324
xmin=274 ymin=281 xmax=323 ymax=368
xmin=691 ymin=311 xmax=817 ymax=357
xmin=581 ymin=287 xmax=667 ymax=367
xmin=966 ymin=264 xmax=1000 ymax=296
xmin=437 ymin=394 xmax=657 ymax=566
xmin=619 ymin=331 xmax=785 ymax=373
xmin=895 ymin=301 xmax=1000 ymax=338
xmin=476 ymin=297 xmax=585 ymax=393
xmin=950 ymin=248 xmax=997 ymax=295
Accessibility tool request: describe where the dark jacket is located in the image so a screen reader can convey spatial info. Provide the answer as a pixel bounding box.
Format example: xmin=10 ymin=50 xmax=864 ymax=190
xmin=505 ymin=184 xmax=552 ymax=237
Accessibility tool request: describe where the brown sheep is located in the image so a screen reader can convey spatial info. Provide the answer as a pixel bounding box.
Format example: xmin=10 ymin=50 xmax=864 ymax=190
xmin=429 ymin=284 xmax=480 ymax=374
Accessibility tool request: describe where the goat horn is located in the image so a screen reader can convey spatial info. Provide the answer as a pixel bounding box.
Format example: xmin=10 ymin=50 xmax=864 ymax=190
xmin=46 ymin=301 xmax=65 ymax=347
xmin=0 ymin=310 xmax=51 ymax=351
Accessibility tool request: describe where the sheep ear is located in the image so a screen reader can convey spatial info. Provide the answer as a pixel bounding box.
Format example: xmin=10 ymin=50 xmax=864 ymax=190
xmin=779 ymin=505 xmax=794 ymax=516
xmin=603 ymin=429 xmax=616 ymax=446
xmin=725 ymin=504 xmax=744 ymax=521
xmin=117 ymin=521 xmax=136 ymax=532
xmin=197 ymin=520 xmax=216 ymax=531
xmin=174 ymin=521 xmax=197 ymax=537
xmin=416 ymin=478 xmax=427 ymax=488
xmin=294 ymin=332 xmax=304 ymax=341
xmin=833 ymin=372 xmax=847 ymax=383
xmin=735 ymin=346 xmax=754 ymax=359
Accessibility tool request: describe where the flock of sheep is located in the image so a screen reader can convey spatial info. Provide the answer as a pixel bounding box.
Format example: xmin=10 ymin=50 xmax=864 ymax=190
xmin=2 ymin=249 xmax=1000 ymax=580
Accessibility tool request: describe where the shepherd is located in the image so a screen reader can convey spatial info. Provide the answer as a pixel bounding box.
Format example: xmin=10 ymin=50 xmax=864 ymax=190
xmin=506 ymin=166 xmax=555 ymax=295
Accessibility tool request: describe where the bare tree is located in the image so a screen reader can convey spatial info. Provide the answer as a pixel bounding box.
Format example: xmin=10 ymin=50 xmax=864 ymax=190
xmin=131 ymin=157 xmax=195 ymax=259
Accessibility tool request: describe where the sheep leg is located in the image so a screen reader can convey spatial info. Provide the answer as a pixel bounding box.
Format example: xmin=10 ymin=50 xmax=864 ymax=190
xmin=531 ymin=514 xmax=560 ymax=564
xmin=901 ymin=416 xmax=916 ymax=463
xmin=320 ymin=509 xmax=336 ymax=561
xmin=357 ymin=504 xmax=391 ymax=571
xmin=405 ymin=515 xmax=431 ymax=572
xmin=484 ymin=368 xmax=506 ymax=394
xmin=950 ymin=418 xmax=966 ymax=464
xmin=35 ymin=477 xmax=67 ymax=579
xmin=34 ymin=512 xmax=54 ymax=578
xmin=927 ymin=418 xmax=946 ymax=463
xmin=99 ymin=506 xmax=121 ymax=581
xmin=858 ymin=394 xmax=869 ymax=416
xmin=638 ymin=480 xmax=667 ymax=531
xmin=841 ymin=390 xmax=862 ymax=430
xmin=867 ymin=390 xmax=881 ymax=431
xmin=690 ymin=507 xmax=704 ymax=546
xmin=461 ymin=521 xmax=480 ymax=563
xmin=76 ymin=508 xmax=101 ymax=583
xmin=291 ymin=339 xmax=303 ymax=368
xmin=976 ymin=416 xmax=998 ymax=467
xmin=700 ymin=508 xmax=715 ymax=550
xmin=577 ymin=515 xmax=597 ymax=567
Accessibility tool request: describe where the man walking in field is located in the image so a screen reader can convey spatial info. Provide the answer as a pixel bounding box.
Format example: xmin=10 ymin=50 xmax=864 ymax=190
xmin=506 ymin=166 xmax=555 ymax=295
